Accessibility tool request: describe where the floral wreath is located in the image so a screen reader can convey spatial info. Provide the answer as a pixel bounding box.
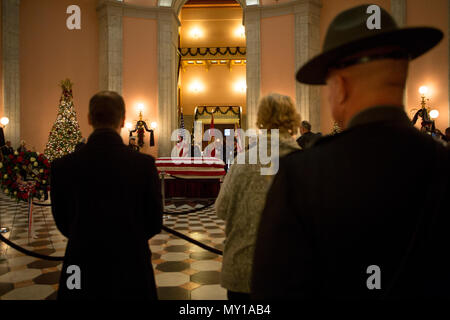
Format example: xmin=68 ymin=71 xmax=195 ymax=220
xmin=0 ymin=151 xmax=50 ymax=202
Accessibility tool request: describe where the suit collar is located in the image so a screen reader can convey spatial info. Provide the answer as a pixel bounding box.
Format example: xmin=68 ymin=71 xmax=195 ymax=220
xmin=87 ymin=128 xmax=124 ymax=146
xmin=347 ymin=106 xmax=412 ymax=130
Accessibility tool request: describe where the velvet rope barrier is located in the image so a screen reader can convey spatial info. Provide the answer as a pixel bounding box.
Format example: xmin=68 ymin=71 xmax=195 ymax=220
xmin=0 ymin=233 xmax=64 ymax=261
xmin=161 ymin=225 xmax=223 ymax=255
xmin=1 ymin=198 xmax=221 ymax=259
xmin=32 ymin=201 xmax=52 ymax=207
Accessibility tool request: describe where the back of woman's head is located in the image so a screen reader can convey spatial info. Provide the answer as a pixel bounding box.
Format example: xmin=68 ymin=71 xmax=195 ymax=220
xmin=256 ymin=93 xmax=301 ymax=135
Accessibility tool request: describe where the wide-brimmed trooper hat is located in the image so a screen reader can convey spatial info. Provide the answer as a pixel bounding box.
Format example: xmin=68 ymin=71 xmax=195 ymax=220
xmin=296 ymin=4 xmax=443 ymax=85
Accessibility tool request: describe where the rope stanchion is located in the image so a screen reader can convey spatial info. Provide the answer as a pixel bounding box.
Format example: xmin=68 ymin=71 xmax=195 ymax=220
xmin=161 ymin=225 xmax=223 ymax=255
xmin=0 ymin=233 xmax=64 ymax=261
xmin=0 ymin=184 xmax=221 ymax=260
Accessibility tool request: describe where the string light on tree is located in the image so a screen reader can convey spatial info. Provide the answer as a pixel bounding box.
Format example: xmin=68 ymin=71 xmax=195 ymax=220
xmin=44 ymin=79 xmax=82 ymax=162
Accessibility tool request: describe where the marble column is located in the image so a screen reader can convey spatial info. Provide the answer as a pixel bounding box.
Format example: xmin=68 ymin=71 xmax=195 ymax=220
xmin=2 ymin=0 xmax=21 ymax=147
xmin=97 ymin=1 xmax=123 ymax=93
xmin=391 ymin=0 xmax=406 ymax=27
xmin=157 ymin=9 xmax=179 ymax=156
xmin=244 ymin=7 xmax=261 ymax=130
xmin=294 ymin=0 xmax=321 ymax=132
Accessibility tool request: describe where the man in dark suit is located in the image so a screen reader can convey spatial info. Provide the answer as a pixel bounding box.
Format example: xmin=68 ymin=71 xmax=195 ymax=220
xmin=128 ymin=136 xmax=140 ymax=152
xmin=444 ymin=127 xmax=450 ymax=143
xmin=252 ymin=5 xmax=449 ymax=299
xmin=296 ymin=121 xmax=321 ymax=149
xmin=74 ymin=138 xmax=86 ymax=152
xmin=51 ymin=91 xmax=162 ymax=300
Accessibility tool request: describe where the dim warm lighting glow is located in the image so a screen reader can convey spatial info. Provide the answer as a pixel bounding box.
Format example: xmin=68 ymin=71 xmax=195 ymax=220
xmin=125 ymin=122 xmax=133 ymax=130
xmin=419 ymin=86 xmax=429 ymax=96
xmin=151 ymin=122 xmax=158 ymax=129
xmin=234 ymin=80 xmax=247 ymax=93
xmin=0 ymin=117 xmax=9 ymax=126
xmin=235 ymin=25 xmax=245 ymax=38
xmin=189 ymin=81 xmax=204 ymax=93
xmin=190 ymin=27 xmax=203 ymax=39
xmin=137 ymin=103 xmax=145 ymax=112
xmin=430 ymin=109 xmax=439 ymax=119
xmin=246 ymin=0 xmax=259 ymax=5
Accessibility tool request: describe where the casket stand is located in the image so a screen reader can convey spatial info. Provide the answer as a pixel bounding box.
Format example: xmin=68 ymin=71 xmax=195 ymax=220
xmin=156 ymin=157 xmax=226 ymax=199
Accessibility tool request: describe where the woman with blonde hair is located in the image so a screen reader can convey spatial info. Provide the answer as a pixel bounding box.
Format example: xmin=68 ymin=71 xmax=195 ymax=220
xmin=215 ymin=93 xmax=301 ymax=300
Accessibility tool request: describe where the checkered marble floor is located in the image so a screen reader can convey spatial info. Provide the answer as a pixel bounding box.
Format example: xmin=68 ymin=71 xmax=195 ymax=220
xmin=0 ymin=193 xmax=227 ymax=300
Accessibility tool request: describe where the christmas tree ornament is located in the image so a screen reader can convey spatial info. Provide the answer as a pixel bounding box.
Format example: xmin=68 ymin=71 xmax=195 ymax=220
xmin=44 ymin=79 xmax=82 ymax=161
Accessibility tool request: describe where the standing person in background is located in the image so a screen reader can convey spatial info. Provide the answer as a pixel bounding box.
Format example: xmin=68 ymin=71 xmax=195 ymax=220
xmin=0 ymin=126 xmax=5 ymax=152
xmin=252 ymin=5 xmax=449 ymax=299
xmin=215 ymin=93 xmax=301 ymax=300
xmin=296 ymin=121 xmax=321 ymax=149
xmin=443 ymin=127 xmax=450 ymax=144
xmin=51 ymin=91 xmax=162 ymax=300
xmin=128 ymin=136 xmax=140 ymax=152
xmin=1 ymin=141 xmax=14 ymax=156
xmin=17 ymin=140 xmax=28 ymax=153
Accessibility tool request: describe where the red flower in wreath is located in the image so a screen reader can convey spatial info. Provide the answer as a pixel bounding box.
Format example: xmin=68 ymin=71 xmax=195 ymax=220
xmin=0 ymin=151 xmax=51 ymax=202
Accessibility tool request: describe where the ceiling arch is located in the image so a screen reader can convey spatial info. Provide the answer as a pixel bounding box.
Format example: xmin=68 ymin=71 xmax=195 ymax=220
xmin=159 ymin=0 xmax=257 ymax=13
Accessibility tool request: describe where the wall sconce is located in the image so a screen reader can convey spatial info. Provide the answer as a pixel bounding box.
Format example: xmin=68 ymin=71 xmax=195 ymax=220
xmin=137 ymin=103 xmax=145 ymax=114
xmin=235 ymin=25 xmax=245 ymax=38
xmin=419 ymin=86 xmax=429 ymax=96
xmin=234 ymin=80 xmax=247 ymax=93
xmin=430 ymin=109 xmax=439 ymax=119
xmin=412 ymin=85 xmax=435 ymax=133
xmin=0 ymin=117 xmax=10 ymax=127
xmin=190 ymin=27 xmax=203 ymax=39
xmin=128 ymin=107 xmax=155 ymax=147
xmin=189 ymin=81 xmax=204 ymax=93
xmin=0 ymin=116 xmax=9 ymax=150
xmin=151 ymin=122 xmax=158 ymax=130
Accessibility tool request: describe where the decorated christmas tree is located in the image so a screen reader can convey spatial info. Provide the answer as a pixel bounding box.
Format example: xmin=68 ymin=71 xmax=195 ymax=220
xmin=44 ymin=79 xmax=82 ymax=161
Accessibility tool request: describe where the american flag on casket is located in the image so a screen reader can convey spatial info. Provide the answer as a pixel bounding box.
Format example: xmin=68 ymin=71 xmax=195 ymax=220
xmin=155 ymin=157 xmax=226 ymax=179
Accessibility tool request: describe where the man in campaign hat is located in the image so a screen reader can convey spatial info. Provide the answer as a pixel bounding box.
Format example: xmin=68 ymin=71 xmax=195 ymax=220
xmin=252 ymin=5 xmax=450 ymax=299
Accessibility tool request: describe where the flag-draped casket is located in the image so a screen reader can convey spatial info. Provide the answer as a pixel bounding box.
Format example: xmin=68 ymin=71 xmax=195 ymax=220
xmin=155 ymin=157 xmax=226 ymax=198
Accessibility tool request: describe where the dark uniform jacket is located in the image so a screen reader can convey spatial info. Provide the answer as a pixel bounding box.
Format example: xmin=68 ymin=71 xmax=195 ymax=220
xmin=296 ymin=131 xmax=321 ymax=149
xmin=51 ymin=128 xmax=162 ymax=300
xmin=252 ymin=106 xmax=450 ymax=299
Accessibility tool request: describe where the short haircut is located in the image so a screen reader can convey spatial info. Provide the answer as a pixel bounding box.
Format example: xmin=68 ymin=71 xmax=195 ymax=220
xmin=89 ymin=91 xmax=126 ymax=129
xmin=256 ymin=93 xmax=301 ymax=135
xmin=301 ymin=121 xmax=312 ymax=131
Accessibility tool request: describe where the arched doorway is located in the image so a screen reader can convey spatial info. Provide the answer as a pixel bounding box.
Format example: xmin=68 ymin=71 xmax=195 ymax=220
xmin=157 ymin=0 xmax=260 ymax=156
xmin=178 ymin=0 xmax=246 ymax=164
